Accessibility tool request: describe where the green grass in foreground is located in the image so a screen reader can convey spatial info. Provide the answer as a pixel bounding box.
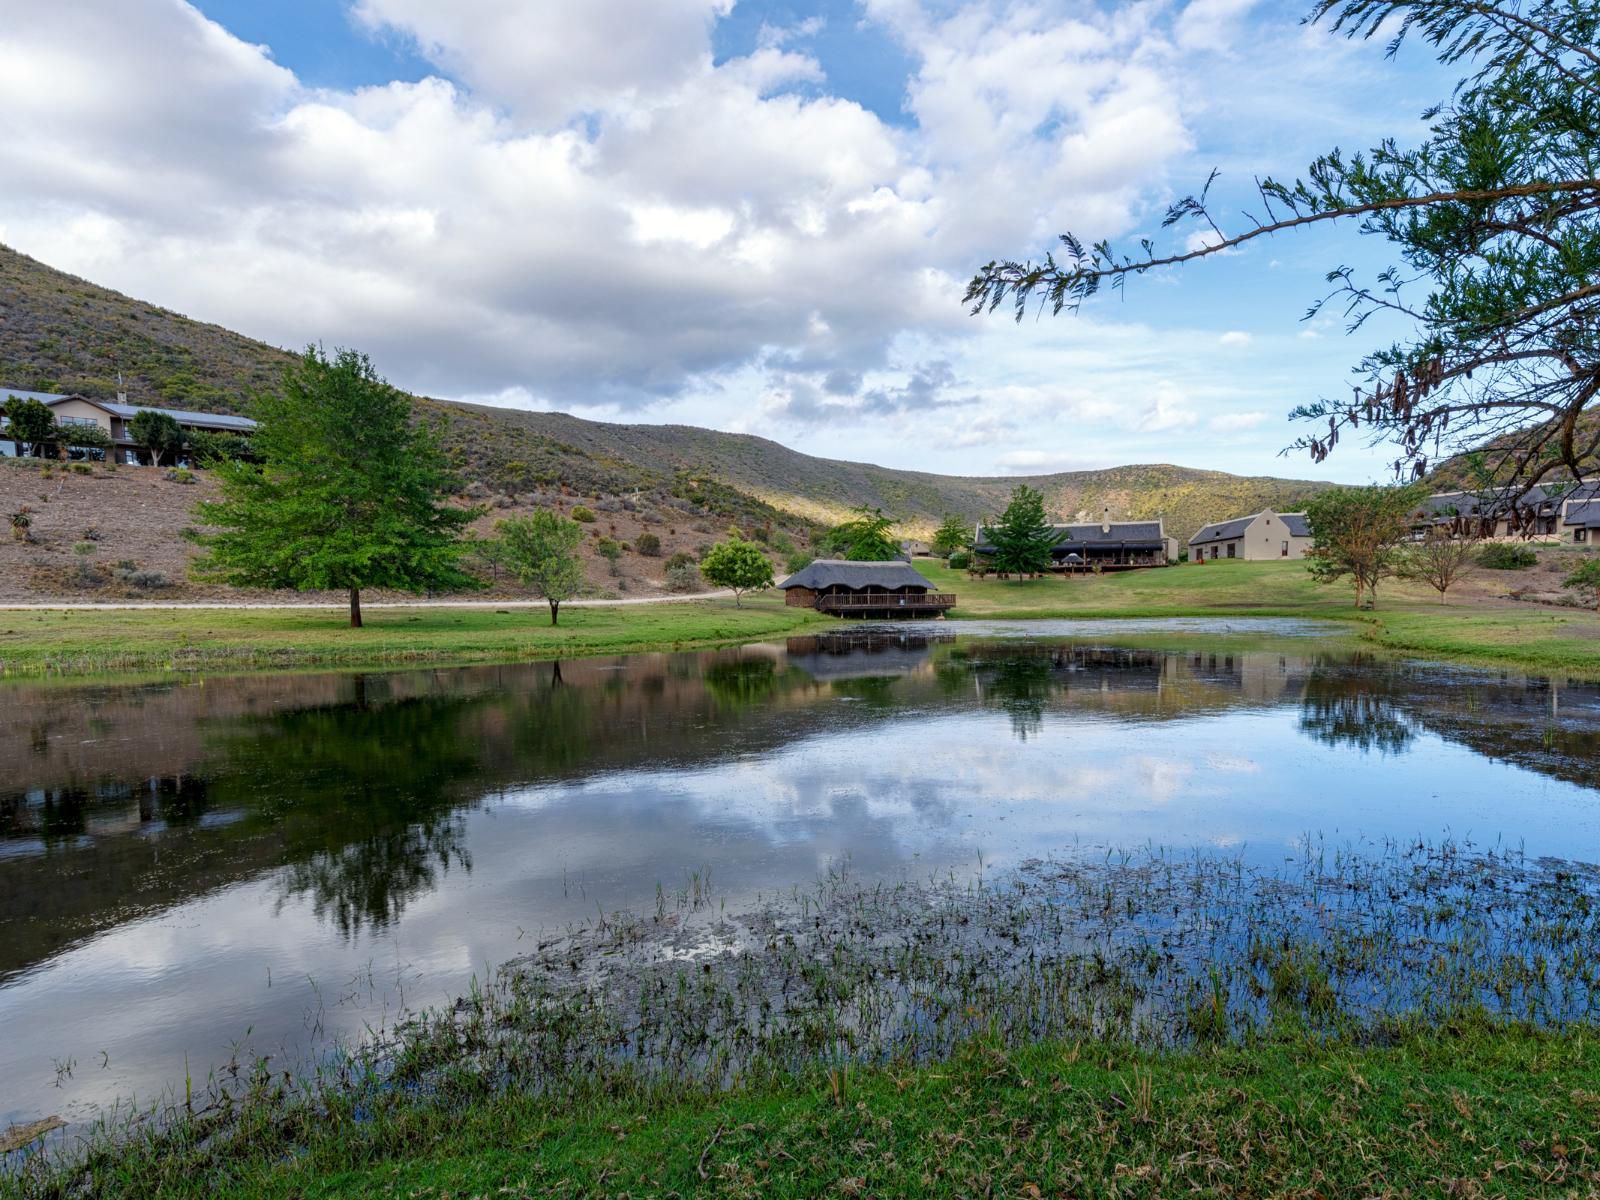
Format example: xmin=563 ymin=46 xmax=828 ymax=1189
xmin=16 ymin=1023 xmax=1596 ymax=1199
xmin=0 ymin=595 xmax=832 ymax=677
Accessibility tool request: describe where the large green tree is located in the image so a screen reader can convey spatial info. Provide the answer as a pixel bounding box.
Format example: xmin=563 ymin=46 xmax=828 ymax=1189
xmin=823 ymin=506 xmax=901 ymax=561
xmin=497 ymin=511 xmax=586 ymax=626
xmin=966 ymin=0 xmax=1600 ymax=498
xmin=982 ymin=485 xmax=1057 ymax=577
xmin=930 ymin=513 xmax=972 ymax=557
xmin=1303 ymin=484 xmax=1426 ymax=608
xmin=3 ymin=396 xmax=57 ymax=458
xmin=130 ymin=410 xmax=184 ymax=467
xmin=190 ymin=347 xmax=480 ymax=627
xmin=699 ymin=538 xmax=774 ymax=606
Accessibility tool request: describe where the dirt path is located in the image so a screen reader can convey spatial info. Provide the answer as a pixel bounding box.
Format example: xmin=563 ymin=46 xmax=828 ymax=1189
xmin=0 ymin=591 xmax=737 ymax=611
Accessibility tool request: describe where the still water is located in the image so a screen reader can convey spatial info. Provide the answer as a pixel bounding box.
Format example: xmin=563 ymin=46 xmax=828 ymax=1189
xmin=3 ymin=619 xmax=1599 ymax=1126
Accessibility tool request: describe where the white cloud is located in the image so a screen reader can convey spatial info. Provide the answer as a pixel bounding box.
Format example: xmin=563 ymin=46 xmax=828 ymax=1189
xmin=1218 ymin=330 xmax=1253 ymax=347
xmin=1208 ymin=411 xmax=1270 ymax=432
xmin=0 ymin=0 xmax=1430 ymax=484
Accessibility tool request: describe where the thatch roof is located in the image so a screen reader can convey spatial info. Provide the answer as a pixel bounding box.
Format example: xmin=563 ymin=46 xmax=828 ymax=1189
xmin=778 ymin=559 xmax=935 ymax=591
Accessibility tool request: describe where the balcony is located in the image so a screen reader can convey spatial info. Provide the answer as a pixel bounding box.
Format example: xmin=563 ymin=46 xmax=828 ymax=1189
xmin=815 ymin=591 xmax=957 ymax=615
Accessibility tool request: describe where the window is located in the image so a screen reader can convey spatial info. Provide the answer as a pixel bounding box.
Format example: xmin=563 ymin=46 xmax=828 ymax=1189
xmin=1226 ymin=544 xmax=1236 ymax=559
xmin=1282 ymin=541 xmax=1289 ymax=557
xmin=1577 ymin=528 xmax=1589 ymax=543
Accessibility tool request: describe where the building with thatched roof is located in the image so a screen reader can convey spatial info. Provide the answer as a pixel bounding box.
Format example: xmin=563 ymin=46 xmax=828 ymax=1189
xmin=778 ymin=560 xmax=955 ymax=618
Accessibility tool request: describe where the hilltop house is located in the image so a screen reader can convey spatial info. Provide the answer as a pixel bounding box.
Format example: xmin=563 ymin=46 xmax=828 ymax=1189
xmin=973 ymin=515 xmax=1176 ymax=571
xmin=0 ymin=390 xmax=256 ymax=465
xmin=1405 ymin=481 xmax=1600 ymax=542
xmin=1188 ymin=510 xmax=1313 ymax=561
xmin=778 ymin=560 xmax=956 ymax=618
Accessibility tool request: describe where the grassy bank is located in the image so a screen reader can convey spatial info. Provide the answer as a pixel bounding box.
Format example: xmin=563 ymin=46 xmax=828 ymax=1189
xmin=0 ymin=595 xmax=832 ymax=676
xmin=16 ymin=1024 xmax=1592 ymax=1199
xmin=920 ymin=558 xmax=1600 ymax=675
xmin=6 ymin=560 xmax=1600 ymax=678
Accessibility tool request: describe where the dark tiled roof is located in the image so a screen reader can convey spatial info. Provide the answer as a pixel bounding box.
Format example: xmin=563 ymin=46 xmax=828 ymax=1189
xmin=778 ymin=559 xmax=934 ymax=590
xmin=0 ymin=388 xmax=75 ymax=405
xmin=1563 ymin=500 xmax=1600 ymax=528
xmin=1190 ymin=510 xmax=1313 ymax=546
xmin=100 ymin=402 xmax=257 ymax=432
xmin=975 ymin=521 xmax=1165 ymax=551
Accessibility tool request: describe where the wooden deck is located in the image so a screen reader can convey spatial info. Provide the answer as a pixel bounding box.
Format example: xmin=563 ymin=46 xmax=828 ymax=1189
xmin=815 ymin=592 xmax=957 ymax=617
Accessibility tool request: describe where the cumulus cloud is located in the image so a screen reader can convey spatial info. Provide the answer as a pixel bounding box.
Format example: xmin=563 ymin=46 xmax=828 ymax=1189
xmin=0 ymin=0 xmax=1414 ymax=481
xmin=1218 ymin=330 xmax=1253 ymax=346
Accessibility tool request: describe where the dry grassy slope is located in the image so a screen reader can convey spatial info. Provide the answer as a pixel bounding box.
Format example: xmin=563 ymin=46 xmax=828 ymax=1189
xmin=2 ymin=242 xmax=1334 ymax=545
xmin=457 ymin=406 xmax=1335 ymax=541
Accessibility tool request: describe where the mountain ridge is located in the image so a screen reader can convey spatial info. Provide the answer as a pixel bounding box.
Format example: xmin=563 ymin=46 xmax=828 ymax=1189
xmin=1 ymin=242 xmax=1335 ymax=543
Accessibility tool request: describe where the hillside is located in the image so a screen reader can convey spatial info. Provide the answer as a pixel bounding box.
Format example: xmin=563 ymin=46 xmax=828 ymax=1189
xmin=1 ymin=242 xmax=1334 ymax=547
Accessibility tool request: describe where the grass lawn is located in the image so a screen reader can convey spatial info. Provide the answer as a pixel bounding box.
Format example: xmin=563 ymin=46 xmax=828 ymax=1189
xmin=919 ymin=557 xmax=1600 ymax=675
xmin=22 ymin=1023 xmax=1598 ymax=1199
xmin=0 ymin=595 xmax=832 ymax=677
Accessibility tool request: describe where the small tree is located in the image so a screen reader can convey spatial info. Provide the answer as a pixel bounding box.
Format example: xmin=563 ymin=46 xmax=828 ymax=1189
xmin=130 ymin=410 xmax=184 ymax=466
xmin=1562 ymin=559 xmax=1600 ymax=613
xmin=930 ymin=513 xmax=971 ymax=558
xmin=463 ymin=532 xmax=509 ymax=583
xmin=190 ymin=347 xmax=480 ymax=627
xmin=596 ymin=537 xmax=622 ymax=576
xmin=825 ymin=506 xmax=900 ymax=561
xmin=64 ymin=423 xmax=112 ymax=460
xmin=699 ymin=538 xmax=774 ymax=606
xmin=3 ymin=397 xmax=57 ymax=458
xmin=982 ymin=485 xmax=1057 ymax=577
xmin=1397 ymin=526 xmax=1478 ymax=604
xmin=498 ymin=510 xmax=586 ymax=625
xmin=1303 ymin=485 xmax=1424 ymax=609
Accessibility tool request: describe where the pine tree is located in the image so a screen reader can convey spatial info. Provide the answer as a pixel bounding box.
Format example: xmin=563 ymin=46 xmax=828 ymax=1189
xmin=190 ymin=347 xmax=480 ymax=627
xmin=983 ymin=485 xmax=1057 ymax=577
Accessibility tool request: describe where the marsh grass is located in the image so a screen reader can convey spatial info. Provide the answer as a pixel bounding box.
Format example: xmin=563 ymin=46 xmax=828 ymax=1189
xmin=7 ymin=838 xmax=1600 ymax=1197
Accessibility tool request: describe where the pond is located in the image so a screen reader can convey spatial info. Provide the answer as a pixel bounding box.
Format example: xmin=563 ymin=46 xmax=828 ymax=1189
xmin=3 ymin=618 xmax=1599 ymax=1128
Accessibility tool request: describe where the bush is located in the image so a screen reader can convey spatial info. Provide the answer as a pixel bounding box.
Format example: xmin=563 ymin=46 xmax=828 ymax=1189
xmin=163 ymin=466 xmax=196 ymax=485
xmin=665 ymin=561 xmax=700 ymax=593
xmin=1478 ymin=543 xmax=1538 ymax=569
xmin=112 ymin=562 xmax=171 ymax=589
xmin=571 ymin=505 xmax=596 ymax=523
xmin=635 ymin=532 xmax=662 ymax=557
xmin=948 ymin=550 xmax=971 ymax=570
xmin=69 ymin=462 xmax=94 ymax=476
xmin=785 ymin=550 xmax=814 ymax=574
xmin=72 ymin=541 xmax=98 ymax=556
xmin=596 ymin=537 xmax=622 ymax=575
xmin=664 ymin=551 xmax=697 ymax=571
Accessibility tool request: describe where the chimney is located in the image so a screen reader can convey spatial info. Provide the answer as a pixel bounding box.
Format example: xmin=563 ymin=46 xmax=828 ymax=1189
xmin=1101 ymin=504 xmax=1111 ymax=535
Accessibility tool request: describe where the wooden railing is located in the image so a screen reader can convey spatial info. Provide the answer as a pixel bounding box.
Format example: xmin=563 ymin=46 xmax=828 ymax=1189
xmin=816 ymin=592 xmax=957 ymax=611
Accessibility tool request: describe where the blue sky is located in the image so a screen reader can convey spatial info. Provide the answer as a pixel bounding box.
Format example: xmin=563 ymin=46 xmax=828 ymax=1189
xmin=0 ymin=0 xmax=1459 ymax=486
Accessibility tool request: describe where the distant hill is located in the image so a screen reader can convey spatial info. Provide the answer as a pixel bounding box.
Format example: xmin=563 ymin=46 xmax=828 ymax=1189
xmin=0 ymin=243 xmax=1335 ymax=544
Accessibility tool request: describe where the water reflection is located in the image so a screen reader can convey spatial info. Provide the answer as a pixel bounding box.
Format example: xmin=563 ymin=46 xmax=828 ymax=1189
xmin=3 ymin=626 xmax=1600 ymax=1125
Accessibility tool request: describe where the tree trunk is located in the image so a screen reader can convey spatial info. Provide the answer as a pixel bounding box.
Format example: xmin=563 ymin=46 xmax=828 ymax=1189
xmin=349 ymin=587 xmax=363 ymax=629
xmin=734 ymin=589 xmax=742 ymax=607
xmin=549 ymin=599 xmax=560 ymax=626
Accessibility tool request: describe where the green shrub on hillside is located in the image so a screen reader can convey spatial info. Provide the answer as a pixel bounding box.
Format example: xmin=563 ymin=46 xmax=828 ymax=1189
xmin=1478 ymin=543 xmax=1538 ymax=570
xmin=635 ymin=532 xmax=661 ymax=556
xmin=571 ymin=505 xmax=596 ymax=523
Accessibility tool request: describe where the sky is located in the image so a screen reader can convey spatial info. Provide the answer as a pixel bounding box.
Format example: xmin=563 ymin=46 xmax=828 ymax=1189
xmin=0 ymin=0 xmax=1457 ymax=483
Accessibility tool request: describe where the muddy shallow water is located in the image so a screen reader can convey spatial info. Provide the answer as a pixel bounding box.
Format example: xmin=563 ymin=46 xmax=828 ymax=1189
xmin=3 ymin=618 xmax=1599 ymax=1126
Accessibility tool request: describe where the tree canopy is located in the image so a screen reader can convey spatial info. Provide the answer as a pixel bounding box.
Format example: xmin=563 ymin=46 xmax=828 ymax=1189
xmin=130 ymin=410 xmax=184 ymax=466
xmin=699 ymin=538 xmax=774 ymax=605
xmin=982 ymin=485 xmax=1057 ymax=577
xmin=1304 ymin=484 xmax=1426 ymax=608
xmin=498 ymin=511 xmax=586 ymax=625
xmin=190 ymin=347 xmax=480 ymax=627
xmin=966 ymin=0 xmax=1600 ymax=495
xmin=3 ymin=396 xmax=56 ymax=457
xmin=823 ymin=506 xmax=901 ymax=561
xmin=931 ymin=513 xmax=972 ymax=557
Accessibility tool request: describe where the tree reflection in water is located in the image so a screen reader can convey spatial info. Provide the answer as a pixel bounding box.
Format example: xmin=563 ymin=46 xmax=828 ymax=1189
xmin=1299 ymin=674 xmax=1417 ymax=755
